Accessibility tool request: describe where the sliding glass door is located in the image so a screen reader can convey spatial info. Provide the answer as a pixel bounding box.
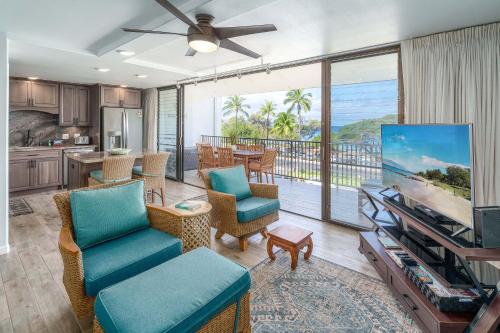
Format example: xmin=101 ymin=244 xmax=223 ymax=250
xmin=158 ymin=87 xmax=183 ymax=180
xmin=326 ymin=52 xmax=400 ymax=228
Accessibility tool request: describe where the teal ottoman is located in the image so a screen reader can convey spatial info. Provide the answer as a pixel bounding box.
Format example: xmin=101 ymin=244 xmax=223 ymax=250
xmin=93 ymin=247 xmax=251 ymax=333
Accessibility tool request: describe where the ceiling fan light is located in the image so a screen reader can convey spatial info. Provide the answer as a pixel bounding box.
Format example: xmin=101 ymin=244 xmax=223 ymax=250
xmin=189 ymin=40 xmax=218 ymax=53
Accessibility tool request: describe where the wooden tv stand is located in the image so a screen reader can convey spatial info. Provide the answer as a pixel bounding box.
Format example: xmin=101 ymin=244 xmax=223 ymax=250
xmin=359 ymin=188 xmax=500 ymax=333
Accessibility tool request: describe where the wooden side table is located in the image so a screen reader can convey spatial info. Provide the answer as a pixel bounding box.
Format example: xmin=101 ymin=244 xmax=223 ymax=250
xmin=267 ymin=224 xmax=313 ymax=270
xmin=163 ymin=201 xmax=212 ymax=252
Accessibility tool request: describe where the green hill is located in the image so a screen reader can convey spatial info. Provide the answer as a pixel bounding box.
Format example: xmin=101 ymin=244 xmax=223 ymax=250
xmin=332 ymin=114 xmax=397 ymax=143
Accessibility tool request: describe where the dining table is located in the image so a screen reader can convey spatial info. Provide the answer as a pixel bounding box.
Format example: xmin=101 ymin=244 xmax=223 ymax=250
xmin=232 ymin=149 xmax=264 ymax=179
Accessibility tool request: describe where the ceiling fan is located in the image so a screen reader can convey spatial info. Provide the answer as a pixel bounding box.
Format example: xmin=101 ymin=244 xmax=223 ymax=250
xmin=122 ymin=0 xmax=277 ymax=59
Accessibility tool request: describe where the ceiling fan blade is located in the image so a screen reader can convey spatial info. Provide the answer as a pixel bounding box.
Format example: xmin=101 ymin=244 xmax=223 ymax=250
xmin=219 ymin=39 xmax=260 ymax=59
xmin=122 ymin=28 xmax=187 ymax=36
xmin=185 ymin=47 xmax=197 ymax=56
xmin=155 ymin=0 xmax=202 ymax=33
xmin=214 ymin=24 xmax=277 ymax=39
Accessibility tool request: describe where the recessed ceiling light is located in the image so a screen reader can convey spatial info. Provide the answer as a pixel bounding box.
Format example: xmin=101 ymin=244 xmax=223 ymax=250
xmin=120 ymin=85 xmax=128 ymax=88
xmin=27 ymin=76 xmax=39 ymax=80
xmin=95 ymin=68 xmax=110 ymax=72
xmin=135 ymin=74 xmax=148 ymax=78
xmin=117 ymin=50 xmax=135 ymax=56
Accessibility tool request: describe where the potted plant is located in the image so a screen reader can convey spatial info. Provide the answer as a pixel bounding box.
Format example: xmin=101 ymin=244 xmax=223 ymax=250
xmin=229 ymin=131 xmax=238 ymax=150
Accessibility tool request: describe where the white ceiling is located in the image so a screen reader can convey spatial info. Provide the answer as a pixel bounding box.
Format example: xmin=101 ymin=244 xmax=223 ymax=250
xmin=1 ymin=0 xmax=500 ymax=88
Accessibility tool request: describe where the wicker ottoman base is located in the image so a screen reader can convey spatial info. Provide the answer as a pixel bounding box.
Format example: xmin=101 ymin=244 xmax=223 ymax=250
xmin=93 ymin=292 xmax=251 ymax=333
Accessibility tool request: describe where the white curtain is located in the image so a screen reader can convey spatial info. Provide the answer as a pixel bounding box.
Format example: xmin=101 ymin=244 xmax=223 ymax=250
xmin=401 ymin=23 xmax=500 ymax=206
xmin=143 ymin=88 xmax=158 ymax=152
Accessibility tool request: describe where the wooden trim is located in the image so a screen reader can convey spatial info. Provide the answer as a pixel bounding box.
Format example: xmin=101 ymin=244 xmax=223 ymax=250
xmin=320 ymin=60 xmax=331 ymax=221
xmin=398 ymin=47 xmax=405 ymax=124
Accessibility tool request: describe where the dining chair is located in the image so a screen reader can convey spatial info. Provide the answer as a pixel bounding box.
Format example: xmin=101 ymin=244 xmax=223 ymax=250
xmin=196 ymin=143 xmax=211 ymax=176
xmin=132 ymin=152 xmax=170 ymax=206
xmin=217 ymin=147 xmax=234 ymax=167
xmin=236 ymin=144 xmax=248 ymax=150
xmin=248 ymin=144 xmax=265 ymax=151
xmin=88 ymin=156 xmax=135 ymax=186
xmin=248 ymin=148 xmax=278 ymax=184
xmin=199 ymin=145 xmax=218 ymax=170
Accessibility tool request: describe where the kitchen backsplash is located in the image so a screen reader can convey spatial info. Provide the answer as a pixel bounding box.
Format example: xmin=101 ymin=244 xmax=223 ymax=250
xmin=9 ymin=110 xmax=89 ymax=147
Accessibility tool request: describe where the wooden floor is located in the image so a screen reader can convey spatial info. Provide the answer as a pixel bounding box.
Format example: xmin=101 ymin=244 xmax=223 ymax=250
xmin=0 ymin=180 xmax=379 ymax=333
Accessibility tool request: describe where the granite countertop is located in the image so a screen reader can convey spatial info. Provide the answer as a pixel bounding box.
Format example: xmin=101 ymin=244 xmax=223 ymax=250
xmin=66 ymin=151 xmax=143 ymax=164
xmin=9 ymin=145 xmax=97 ymax=152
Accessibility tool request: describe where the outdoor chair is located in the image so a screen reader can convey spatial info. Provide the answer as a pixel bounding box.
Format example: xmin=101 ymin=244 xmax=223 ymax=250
xmin=236 ymin=143 xmax=248 ymax=150
xmin=88 ymin=156 xmax=135 ymax=186
xmin=249 ymin=148 xmax=277 ymax=184
xmin=196 ymin=143 xmax=211 ymax=176
xmin=248 ymin=144 xmax=265 ymax=151
xmin=132 ymin=152 xmax=170 ymax=206
xmin=201 ymin=165 xmax=280 ymax=251
xmin=199 ymin=145 xmax=218 ymax=170
xmin=53 ymin=180 xmax=191 ymax=320
xmin=217 ymin=147 xmax=234 ymax=167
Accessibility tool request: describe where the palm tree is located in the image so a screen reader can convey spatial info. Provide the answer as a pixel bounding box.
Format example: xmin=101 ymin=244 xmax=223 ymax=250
xmin=222 ymin=95 xmax=250 ymax=136
xmin=283 ymin=89 xmax=312 ymax=138
xmin=272 ymin=112 xmax=297 ymax=139
xmin=259 ymin=100 xmax=276 ymax=139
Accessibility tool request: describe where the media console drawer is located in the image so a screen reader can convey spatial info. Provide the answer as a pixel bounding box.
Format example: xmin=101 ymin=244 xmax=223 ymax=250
xmin=359 ymin=234 xmax=387 ymax=281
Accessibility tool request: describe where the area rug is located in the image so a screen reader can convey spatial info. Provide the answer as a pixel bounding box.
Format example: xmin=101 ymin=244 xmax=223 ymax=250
xmin=9 ymin=198 xmax=33 ymax=216
xmin=250 ymin=251 xmax=422 ymax=333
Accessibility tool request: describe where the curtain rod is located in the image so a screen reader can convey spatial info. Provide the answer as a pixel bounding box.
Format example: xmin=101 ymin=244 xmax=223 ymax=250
xmin=175 ymin=41 xmax=400 ymax=86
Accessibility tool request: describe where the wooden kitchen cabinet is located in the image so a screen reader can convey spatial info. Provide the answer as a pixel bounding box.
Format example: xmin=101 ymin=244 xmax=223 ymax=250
xmin=31 ymin=82 xmax=59 ymax=108
xmin=100 ymin=85 xmax=142 ymax=108
xmin=9 ymin=80 xmax=30 ymax=106
xmin=9 ymin=150 xmax=62 ymax=193
xmin=9 ymin=159 xmax=32 ymax=192
xmin=9 ymin=79 xmax=59 ymax=108
xmin=60 ymin=84 xmax=90 ymax=126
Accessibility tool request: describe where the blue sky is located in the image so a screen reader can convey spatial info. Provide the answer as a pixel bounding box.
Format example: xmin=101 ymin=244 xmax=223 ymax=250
xmin=221 ymin=80 xmax=398 ymax=126
xmin=381 ymin=124 xmax=471 ymax=174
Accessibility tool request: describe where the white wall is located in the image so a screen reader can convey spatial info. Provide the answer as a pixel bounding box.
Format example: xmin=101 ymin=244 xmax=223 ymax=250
xmin=0 ymin=32 xmax=8 ymax=255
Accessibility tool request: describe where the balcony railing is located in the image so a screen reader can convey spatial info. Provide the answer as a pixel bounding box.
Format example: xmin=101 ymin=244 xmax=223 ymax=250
xmin=199 ymin=135 xmax=382 ymax=188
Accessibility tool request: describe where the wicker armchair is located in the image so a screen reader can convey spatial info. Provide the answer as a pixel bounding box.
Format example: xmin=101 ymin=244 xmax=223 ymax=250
xmin=200 ymin=169 xmax=279 ymax=251
xmin=88 ymin=155 xmax=135 ymax=186
xmin=199 ymin=145 xmax=218 ymax=169
xmin=132 ymin=152 xmax=170 ymax=206
xmin=53 ymin=180 xmax=189 ymax=320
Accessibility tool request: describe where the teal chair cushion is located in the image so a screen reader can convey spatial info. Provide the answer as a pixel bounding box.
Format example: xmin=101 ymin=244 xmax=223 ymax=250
xmin=70 ymin=180 xmax=150 ymax=249
xmin=208 ymin=165 xmax=252 ymax=201
xmin=95 ymin=247 xmax=251 ymax=333
xmin=89 ymin=170 xmax=131 ymax=183
xmin=236 ymin=196 xmax=280 ymax=223
xmin=83 ymin=227 xmax=182 ymax=296
xmin=132 ymin=166 xmax=161 ymax=177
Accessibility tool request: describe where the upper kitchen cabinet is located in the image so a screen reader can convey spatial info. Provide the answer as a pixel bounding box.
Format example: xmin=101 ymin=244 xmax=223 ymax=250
xmin=31 ymin=82 xmax=59 ymax=108
xmin=9 ymin=80 xmax=30 ymax=106
xmin=60 ymin=84 xmax=91 ymax=126
xmin=100 ymin=85 xmax=142 ymax=108
xmin=9 ymin=79 xmax=59 ymax=113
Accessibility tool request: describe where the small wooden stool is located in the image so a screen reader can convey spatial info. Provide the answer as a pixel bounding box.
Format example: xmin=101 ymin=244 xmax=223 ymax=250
xmin=267 ymin=224 xmax=313 ymax=270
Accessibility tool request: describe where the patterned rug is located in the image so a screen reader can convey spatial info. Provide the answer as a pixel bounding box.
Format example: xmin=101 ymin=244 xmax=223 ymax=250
xmin=250 ymin=251 xmax=421 ymax=333
xmin=9 ymin=198 xmax=33 ymax=216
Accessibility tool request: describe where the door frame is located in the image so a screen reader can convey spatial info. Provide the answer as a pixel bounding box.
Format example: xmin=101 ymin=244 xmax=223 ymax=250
xmin=320 ymin=45 xmax=404 ymax=229
xmin=157 ymin=85 xmax=184 ymax=181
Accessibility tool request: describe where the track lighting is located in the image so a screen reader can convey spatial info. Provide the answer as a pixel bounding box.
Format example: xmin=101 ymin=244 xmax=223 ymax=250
xmin=266 ymin=64 xmax=271 ymax=75
xmin=176 ymin=82 xmax=181 ymax=89
xmin=237 ymin=71 xmax=242 ymax=79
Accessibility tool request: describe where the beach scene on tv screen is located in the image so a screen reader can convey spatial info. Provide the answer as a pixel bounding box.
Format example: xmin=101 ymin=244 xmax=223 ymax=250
xmin=382 ymin=124 xmax=472 ymax=227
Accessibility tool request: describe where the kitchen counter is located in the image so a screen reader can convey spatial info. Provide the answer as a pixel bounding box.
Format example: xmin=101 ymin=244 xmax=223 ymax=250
xmin=66 ymin=152 xmax=143 ymax=190
xmin=9 ymin=145 xmax=96 ymax=152
xmin=66 ymin=151 xmax=143 ymax=164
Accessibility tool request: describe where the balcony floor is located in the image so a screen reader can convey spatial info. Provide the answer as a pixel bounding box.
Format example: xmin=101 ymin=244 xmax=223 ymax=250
xmin=183 ymin=170 xmax=374 ymax=229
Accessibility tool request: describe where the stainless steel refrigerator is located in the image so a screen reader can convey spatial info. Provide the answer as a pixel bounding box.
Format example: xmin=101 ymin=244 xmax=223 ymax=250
xmin=101 ymin=108 xmax=143 ymax=153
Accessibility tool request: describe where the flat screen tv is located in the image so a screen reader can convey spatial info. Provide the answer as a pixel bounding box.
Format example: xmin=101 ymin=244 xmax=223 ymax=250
xmin=381 ymin=124 xmax=474 ymax=229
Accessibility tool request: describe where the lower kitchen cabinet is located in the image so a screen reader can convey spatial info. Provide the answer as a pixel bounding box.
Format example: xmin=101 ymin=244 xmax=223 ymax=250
xmin=9 ymin=150 xmax=62 ymax=192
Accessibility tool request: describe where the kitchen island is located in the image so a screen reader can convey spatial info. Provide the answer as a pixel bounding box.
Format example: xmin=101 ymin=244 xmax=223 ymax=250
xmin=66 ymin=152 xmax=142 ymax=190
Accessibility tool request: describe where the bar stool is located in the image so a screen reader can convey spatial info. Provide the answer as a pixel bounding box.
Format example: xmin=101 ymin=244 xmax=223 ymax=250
xmin=132 ymin=152 xmax=170 ymax=206
xmin=88 ymin=156 xmax=135 ymax=186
